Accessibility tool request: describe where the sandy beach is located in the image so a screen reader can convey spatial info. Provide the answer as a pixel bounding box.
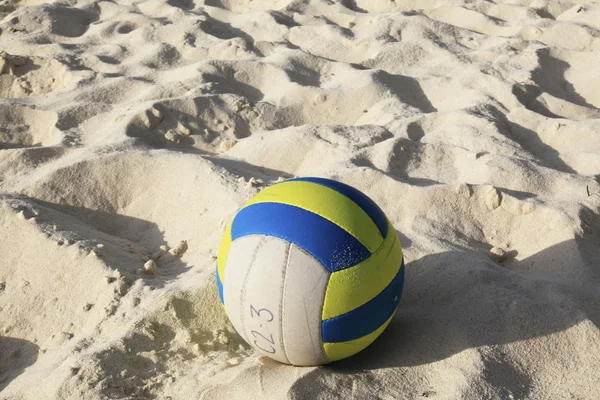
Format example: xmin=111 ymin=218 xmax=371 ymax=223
xmin=1 ymin=0 xmax=600 ymax=398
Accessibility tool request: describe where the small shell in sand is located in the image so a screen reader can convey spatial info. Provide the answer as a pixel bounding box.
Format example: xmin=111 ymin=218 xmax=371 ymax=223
xmin=150 ymin=249 xmax=164 ymax=260
xmin=165 ymin=130 xmax=180 ymax=143
xmin=169 ymin=241 xmax=188 ymax=257
xmin=141 ymin=106 xmax=163 ymax=129
xmin=151 ymin=244 xmax=170 ymax=260
xmin=143 ymin=260 xmax=157 ymax=275
xmin=489 ymin=247 xmax=507 ymax=262
xmin=248 ymin=177 xmax=262 ymax=187
xmin=177 ymin=122 xmax=191 ymax=136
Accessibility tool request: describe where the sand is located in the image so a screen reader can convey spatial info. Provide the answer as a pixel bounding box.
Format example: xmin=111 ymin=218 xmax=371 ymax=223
xmin=1 ymin=0 xmax=599 ymax=398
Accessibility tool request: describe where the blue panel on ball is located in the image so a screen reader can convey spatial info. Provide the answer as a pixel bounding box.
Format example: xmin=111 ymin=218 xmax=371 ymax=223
xmin=286 ymin=177 xmax=389 ymax=239
xmin=216 ymin=264 xmax=224 ymax=304
xmin=321 ymin=259 xmax=405 ymax=343
xmin=231 ymin=202 xmax=371 ymax=272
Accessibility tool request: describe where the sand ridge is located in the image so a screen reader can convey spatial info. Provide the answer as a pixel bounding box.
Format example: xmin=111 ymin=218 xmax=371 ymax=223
xmin=1 ymin=0 xmax=599 ymax=398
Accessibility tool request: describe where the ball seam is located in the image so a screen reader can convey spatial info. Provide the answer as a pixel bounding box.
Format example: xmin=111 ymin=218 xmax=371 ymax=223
xmin=280 ymin=241 xmax=292 ymax=364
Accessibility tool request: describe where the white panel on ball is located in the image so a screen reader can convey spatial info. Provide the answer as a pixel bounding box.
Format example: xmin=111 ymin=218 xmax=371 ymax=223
xmin=224 ymin=235 xmax=289 ymax=363
xmin=223 ymin=235 xmax=331 ymax=365
xmin=282 ymin=244 xmax=330 ymax=366
xmin=240 ymin=236 xmax=290 ymax=363
xmin=222 ymin=235 xmax=267 ymax=348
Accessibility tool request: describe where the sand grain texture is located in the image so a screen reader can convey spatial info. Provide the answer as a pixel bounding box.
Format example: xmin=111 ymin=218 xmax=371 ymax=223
xmin=1 ymin=0 xmax=599 ymax=398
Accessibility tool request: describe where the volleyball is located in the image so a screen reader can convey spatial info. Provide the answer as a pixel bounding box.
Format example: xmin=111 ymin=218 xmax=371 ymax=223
xmin=216 ymin=177 xmax=404 ymax=366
